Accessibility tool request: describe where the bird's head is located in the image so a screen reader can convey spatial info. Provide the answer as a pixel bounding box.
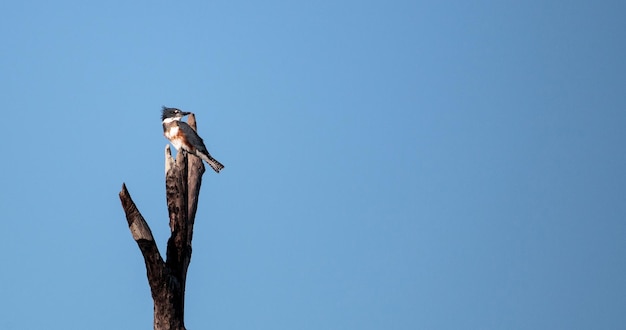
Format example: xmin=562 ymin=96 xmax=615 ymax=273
xmin=161 ymin=106 xmax=191 ymax=122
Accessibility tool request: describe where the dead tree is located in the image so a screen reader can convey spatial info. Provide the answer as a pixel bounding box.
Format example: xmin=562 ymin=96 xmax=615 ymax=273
xmin=119 ymin=114 xmax=206 ymax=330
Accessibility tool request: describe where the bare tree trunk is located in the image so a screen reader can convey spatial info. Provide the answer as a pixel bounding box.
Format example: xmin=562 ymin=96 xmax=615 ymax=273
xmin=119 ymin=115 xmax=206 ymax=330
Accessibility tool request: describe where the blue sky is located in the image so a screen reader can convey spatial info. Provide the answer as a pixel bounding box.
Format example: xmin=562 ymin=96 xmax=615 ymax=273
xmin=1 ymin=1 xmax=625 ymax=329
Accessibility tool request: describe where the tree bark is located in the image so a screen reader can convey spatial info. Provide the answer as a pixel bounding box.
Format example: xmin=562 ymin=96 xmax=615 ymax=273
xmin=119 ymin=114 xmax=206 ymax=330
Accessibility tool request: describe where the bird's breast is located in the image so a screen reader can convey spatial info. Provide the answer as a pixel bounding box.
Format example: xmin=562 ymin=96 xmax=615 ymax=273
xmin=164 ymin=126 xmax=184 ymax=150
xmin=164 ymin=126 xmax=179 ymax=139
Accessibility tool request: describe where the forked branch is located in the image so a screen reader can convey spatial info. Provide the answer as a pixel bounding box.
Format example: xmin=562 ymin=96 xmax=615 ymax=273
xmin=119 ymin=114 xmax=206 ymax=330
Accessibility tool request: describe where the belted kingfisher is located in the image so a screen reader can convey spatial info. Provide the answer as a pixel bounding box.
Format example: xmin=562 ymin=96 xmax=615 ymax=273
xmin=162 ymin=106 xmax=224 ymax=173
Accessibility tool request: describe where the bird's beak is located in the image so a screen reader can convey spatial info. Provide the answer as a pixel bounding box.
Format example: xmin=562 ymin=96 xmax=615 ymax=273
xmin=182 ymin=111 xmax=191 ymax=116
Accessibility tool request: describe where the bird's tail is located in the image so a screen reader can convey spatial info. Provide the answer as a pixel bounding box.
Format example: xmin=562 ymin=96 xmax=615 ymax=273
xmin=197 ymin=151 xmax=224 ymax=173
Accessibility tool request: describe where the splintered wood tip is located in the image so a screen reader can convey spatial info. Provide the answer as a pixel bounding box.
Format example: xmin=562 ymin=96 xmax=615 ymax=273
xmin=165 ymin=145 xmax=174 ymax=174
xmin=188 ymin=113 xmax=197 ymax=131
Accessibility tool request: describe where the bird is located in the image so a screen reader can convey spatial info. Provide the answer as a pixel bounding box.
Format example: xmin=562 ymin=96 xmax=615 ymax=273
xmin=161 ymin=106 xmax=224 ymax=173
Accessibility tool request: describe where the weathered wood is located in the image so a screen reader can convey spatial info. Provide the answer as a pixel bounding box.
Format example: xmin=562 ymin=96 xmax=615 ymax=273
xmin=119 ymin=183 xmax=165 ymax=297
xmin=119 ymin=114 xmax=206 ymax=330
xmin=185 ymin=114 xmax=205 ymax=244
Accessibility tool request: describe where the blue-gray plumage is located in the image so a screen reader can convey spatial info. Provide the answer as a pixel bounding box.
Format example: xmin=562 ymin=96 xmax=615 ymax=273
xmin=161 ymin=106 xmax=224 ymax=173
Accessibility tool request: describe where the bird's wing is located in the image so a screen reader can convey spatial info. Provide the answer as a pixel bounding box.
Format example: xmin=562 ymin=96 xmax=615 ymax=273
xmin=178 ymin=121 xmax=209 ymax=153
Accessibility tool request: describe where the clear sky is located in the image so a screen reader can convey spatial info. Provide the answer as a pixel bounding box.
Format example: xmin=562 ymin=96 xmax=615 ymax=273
xmin=1 ymin=1 xmax=625 ymax=329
